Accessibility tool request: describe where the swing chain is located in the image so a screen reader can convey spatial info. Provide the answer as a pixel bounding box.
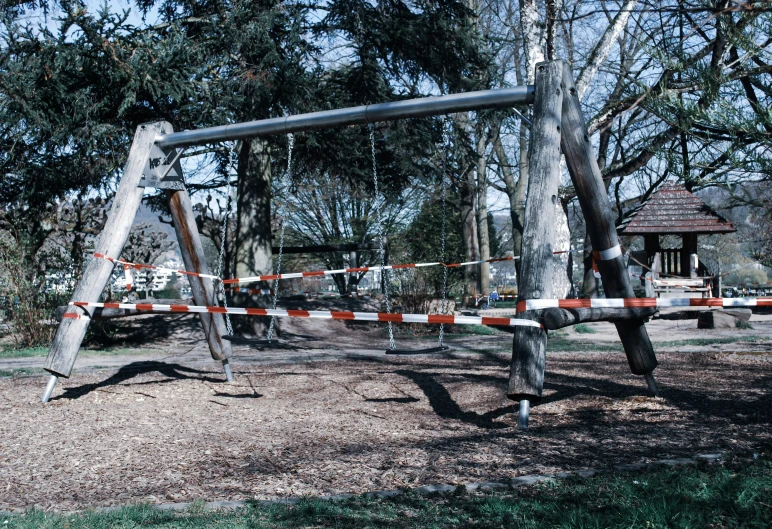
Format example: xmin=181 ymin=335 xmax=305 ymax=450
xmin=438 ymin=120 xmax=450 ymax=347
xmin=215 ymin=146 xmax=238 ymax=337
xmin=267 ymin=133 xmax=294 ymax=341
xmin=370 ymin=125 xmax=396 ymax=351
xmin=266 ymin=219 xmax=285 ymax=340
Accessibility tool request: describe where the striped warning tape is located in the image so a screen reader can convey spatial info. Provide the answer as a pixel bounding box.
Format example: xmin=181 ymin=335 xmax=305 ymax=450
xmin=517 ymin=297 xmax=772 ymax=312
xmin=464 ymin=294 xmax=518 ymax=301
xmin=65 ymin=301 xmax=543 ymax=328
xmin=94 ymin=248 xmax=587 ymax=287
xmin=221 ymin=257 xmax=522 ymax=285
xmin=95 ymin=253 xmax=219 ymax=280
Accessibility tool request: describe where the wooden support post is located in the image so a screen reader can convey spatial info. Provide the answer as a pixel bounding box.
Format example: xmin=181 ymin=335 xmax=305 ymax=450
xmin=507 ymin=61 xmax=565 ymax=425
xmin=166 ymin=186 xmax=233 ymax=367
xmin=558 ymin=63 xmax=659 ymax=391
xmin=42 ymin=122 xmax=164 ymax=401
xmin=541 ymin=307 xmax=657 ymax=330
xmin=644 ymin=234 xmax=660 ymax=266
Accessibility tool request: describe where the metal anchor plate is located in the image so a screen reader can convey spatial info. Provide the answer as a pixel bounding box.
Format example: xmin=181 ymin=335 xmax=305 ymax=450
xmin=138 ymin=144 xmax=186 ymax=190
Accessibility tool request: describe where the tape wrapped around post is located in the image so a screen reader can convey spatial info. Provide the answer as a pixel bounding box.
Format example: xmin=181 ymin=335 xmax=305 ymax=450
xmin=592 ymin=244 xmax=622 ymax=261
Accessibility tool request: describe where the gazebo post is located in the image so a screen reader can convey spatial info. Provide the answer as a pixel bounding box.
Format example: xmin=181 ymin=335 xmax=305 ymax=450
xmin=644 ymin=235 xmax=659 ymax=268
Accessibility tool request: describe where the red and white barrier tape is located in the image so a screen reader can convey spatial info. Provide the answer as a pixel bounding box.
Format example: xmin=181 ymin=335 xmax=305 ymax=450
xmin=64 ymin=301 xmax=543 ymax=328
xmin=465 ymin=294 xmax=518 ymax=300
xmin=221 ymin=257 xmax=523 ymax=285
xmin=517 ymin=297 xmax=772 ymax=312
xmin=94 ymin=253 xmax=219 ymax=280
xmin=123 ymin=264 xmax=133 ymax=291
xmin=94 ymin=248 xmax=587 ymax=287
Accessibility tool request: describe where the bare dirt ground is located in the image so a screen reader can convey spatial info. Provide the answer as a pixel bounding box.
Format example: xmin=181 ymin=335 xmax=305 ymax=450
xmin=1 ymin=306 xmax=771 ymax=512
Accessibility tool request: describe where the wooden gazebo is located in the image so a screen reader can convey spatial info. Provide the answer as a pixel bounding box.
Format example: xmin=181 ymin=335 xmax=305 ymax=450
xmin=619 ymin=183 xmax=735 ymax=296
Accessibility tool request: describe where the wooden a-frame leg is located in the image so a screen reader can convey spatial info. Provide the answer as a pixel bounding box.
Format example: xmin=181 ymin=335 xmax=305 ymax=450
xmin=558 ymin=63 xmax=659 ymax=395
xmin=42 ymin=122 xmax=165 ymax=402
xmin=166 ymin=186 xmax=233 ymax=381
xmin=507 ymin=61 xmax=565 ymax=427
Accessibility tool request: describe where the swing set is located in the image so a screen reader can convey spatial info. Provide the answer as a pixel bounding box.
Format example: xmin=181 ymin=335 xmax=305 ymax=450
xmin=43 ymin=60 xmax=667 ymax=427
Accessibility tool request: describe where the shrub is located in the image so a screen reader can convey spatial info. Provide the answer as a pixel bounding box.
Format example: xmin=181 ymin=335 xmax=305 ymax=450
xmin=0 ymin=240 xmax=60 ymax=348
xmin=574 ymin=323 xmax=597 ymax=334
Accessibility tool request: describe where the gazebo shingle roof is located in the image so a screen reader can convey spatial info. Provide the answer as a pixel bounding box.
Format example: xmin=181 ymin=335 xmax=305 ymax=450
xmin=619 ymin=183 xmax=736 ymax=235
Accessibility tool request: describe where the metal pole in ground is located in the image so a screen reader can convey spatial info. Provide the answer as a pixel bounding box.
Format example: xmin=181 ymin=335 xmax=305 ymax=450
xmin=41 ymin=374 xmax=58 ymax=403
xmin=518 ymin=400 xmax=531 ymax=428
xmin=644 ymin=373 xmax=660 ymax=397
xmin=222 ymin=359 xmax=234 ymax=383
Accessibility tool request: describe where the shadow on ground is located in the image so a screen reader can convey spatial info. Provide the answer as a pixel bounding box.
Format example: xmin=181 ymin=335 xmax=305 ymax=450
xmin=52 ymin=361 xmax=227 ymax=401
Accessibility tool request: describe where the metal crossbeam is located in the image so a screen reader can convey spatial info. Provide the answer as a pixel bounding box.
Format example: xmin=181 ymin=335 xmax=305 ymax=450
xmin=155 ymin=86 xmax=535 ymax=148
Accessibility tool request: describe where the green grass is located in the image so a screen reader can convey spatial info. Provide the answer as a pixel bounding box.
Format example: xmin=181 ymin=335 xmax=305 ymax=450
xmin=546 ymin=337 xmax=621 ymax=353
xmin=0 ymin=345 xmax=164 ymax=358
xmin=573 ymin=323 xmax=597 ymax=334
xmin=737 ymin=319 xmax=754 ymax=330
xmin=0 ymin=367 xmax=46 ymax=377
xmin=396 ymin=325 xmax=504 ymax=340
xmin=657 ymin=336 xmax=765 ymax=348
xmin=81 ymin=346 xmax=165 ymax=356
xmin=0 ymin=345 xmax=49 ymax=358
xmin=3 ymin=454 xmax=770 ymax=528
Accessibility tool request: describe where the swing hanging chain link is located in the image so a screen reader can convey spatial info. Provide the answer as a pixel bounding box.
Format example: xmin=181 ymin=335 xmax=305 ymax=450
xmin=370 ymin=126 xmax=396 ymax=351
xmin=215 ymin=146 xmax=239 ymax=337
xmin=438 ymin=119 xmax=450 ymax=347
xmin=267 ymin=133 xmax=293 ymax=341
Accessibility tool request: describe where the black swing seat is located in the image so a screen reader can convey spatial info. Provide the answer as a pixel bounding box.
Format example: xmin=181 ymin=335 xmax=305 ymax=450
xmin=222 ymin=335 xmax=290 ymax=348
xmin=385 ymin=345 xmax=451 ymax=355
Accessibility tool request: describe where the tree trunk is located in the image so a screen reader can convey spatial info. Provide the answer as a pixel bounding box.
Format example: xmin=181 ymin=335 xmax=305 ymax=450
xmin=460 ymin=165 xmax=480 ymax=296
xmin=493 ymin=126 xmax=527 ymax=285
xmin=476 ymin=125 xmax=491 ymax=295
xmin=520 ymin=0 xmax=545 ymax=83
xmin=234 ymin=138 xmax=274 ymax=333
xmin=574 ymin=0 xmax=639 ymax=99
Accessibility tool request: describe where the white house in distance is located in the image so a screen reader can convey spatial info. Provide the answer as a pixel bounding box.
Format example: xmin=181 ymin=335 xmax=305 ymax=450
xmin=111 ymin=257 xmax=191 ymax=298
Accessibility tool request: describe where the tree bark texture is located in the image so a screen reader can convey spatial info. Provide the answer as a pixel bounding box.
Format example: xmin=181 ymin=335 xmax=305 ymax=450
xmin=167 ymin=188 xmax=232 ymax=361
xmin=476 ymin=124 xmax=491 ymax=295
xmin=559 ymin=62 xmax=658 ymax=376
xmin=234 ymin=138 xmax=275 ymax=334
xmin=520 ymin=0 xmax=545 ymax=83
xmin=575 ymin=0 xmax=639 ymax=99
xmin=541 ymin=307 xmax=656 ymax=330
xmin=508 ymin=61 xmax=564 ymax=402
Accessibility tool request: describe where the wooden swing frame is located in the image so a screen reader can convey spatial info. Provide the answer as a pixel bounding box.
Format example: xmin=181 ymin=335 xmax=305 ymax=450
xmin=42 ymin=61 xmax=659 ymax=429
